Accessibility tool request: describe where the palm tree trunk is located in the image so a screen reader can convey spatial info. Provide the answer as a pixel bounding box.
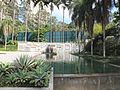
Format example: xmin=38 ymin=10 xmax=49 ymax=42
xmin=0 ymin=1 xmax=3 ymax=21
xmin=62 ymin=6 xmax=65 ymax=43
xmin=12 ymin=2 xmax=16 ymax=41
xmin=91 ymin=34 xmax=93 ymax=55
xmin=83 ymin=21 xmax=86 ymax=54
xmin=87 ymin=15 xmax=94 ymax=55
xmin=4 ymin=23 xmax=9 ymax=50
xmin=50 ymin=9 xmax=52 ymax=43
xmin=38 ymin=3 xmax=41 ymax=42
xmin=118 ymin=0 xmax=120 ymax=16
xmin=102 ymin=20 xmax=106 ymax=57
xmin=25 ymin=14 xmax=28 ymax=42
xmin=25 ymin=2 xmax=28 ymax=42
xmin=5 ymin=35 xmax=7 ymax=50
xmin=0 ymin=9 xmax=3 ymax=21
xmin=78 ymin=26 xmax=82 ymax=54
xmin=90 ymin=24 xmax=94 ymax=56
xmin=78 ymin=28 xmax=81 ymax=54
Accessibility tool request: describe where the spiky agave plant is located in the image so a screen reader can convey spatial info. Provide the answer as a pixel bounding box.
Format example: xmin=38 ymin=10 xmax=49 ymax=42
xmin=13 ymin=55 xmax=36 ymax=71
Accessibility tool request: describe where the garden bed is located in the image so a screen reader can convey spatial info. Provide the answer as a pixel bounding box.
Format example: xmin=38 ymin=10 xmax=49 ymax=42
xmin=0 ymin=68 xmax=53 ymax=90
xmin=0 ymin=56 xmax=53 ymax=90
xmin=0 ymin=45 xmax=17 ymax=51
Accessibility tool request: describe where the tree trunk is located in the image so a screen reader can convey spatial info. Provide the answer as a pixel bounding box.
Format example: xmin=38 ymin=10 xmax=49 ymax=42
xmin=0 ymin=1 xmax=3 ymax=21
xmin=118 ymin=0 xmax=120 ymax=16
xmin=62 ymin=6 xmax=65 ymax=43
xmin=102 ymin=20 xmax=106 ymax=57
xmin=25 ymin=14 xmax=28 ymax=42
xmin=4 ymin=35 xmax=7 ymax=50
xmin=12 ymin=2 xmax=16 ymax=41
xmin=83 ymin=21 xmax=86 ymax=54
xmin=25 ymin=3 xmax=28 ymax=42
xmin=50 ymin=5 xmax=52 ymax=43
xmin=90 ymin=23 xmax=94 ymax=56
xmin=78 ymin=32 xmax=81 ymax=54
xmin=87 ymin=15 xmax=94 ymax=55
xmin=38 ymin=3 xmax=41 ymax=42
xmin=0 ymin=9 xmax=3 ymax=21
xmin=78 ymin=26 xmax=81 ymax=54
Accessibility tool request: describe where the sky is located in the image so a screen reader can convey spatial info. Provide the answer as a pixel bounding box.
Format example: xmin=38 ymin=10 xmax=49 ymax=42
xmin=17 ymin=0 xmax=71 ymax=24
xmin=50 ymin=5 xmax=72 ymax=24
xmin=31 ymin=3 xmax=72 ymax=24
xmin=17 ymin=0 xmax=118 ymax=24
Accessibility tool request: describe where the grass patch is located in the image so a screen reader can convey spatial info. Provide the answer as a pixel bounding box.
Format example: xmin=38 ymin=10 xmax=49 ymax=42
xmin=0 ymin=45 xmax=17 ymax=51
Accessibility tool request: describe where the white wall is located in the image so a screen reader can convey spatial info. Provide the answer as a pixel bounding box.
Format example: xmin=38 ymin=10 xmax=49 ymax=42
xmin=18 ymin=42 xmax=83 ymax=53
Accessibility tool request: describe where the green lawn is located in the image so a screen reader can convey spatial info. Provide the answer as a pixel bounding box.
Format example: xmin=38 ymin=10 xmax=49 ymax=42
xmin=0 ymin=45 xmax=17 ymax=51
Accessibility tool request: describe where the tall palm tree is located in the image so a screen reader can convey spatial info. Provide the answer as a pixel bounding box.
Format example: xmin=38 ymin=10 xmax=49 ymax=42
xmin=70 ymin=0 xmax=113 ymax=56
xmin=118 ymin=0 xmax=120 ymax=15
xmin=0 ymin=0 xmax=3 ymax=21
xmin=0 ymin=0 xmax=13 ymax=49
xmin=62 ymin=5 xmax=65 ymax=43
xmin=0 ymin=19 xmax=12 ymax=49
xmin=50 ymin=2 xmax=53 ymax=43
xmin=37 ymin=2 xmax=40 ymax=42
xmin=11 ymin=0 xmax=17 ymax=41
xmin=70 ymin=0 xmax=95 ymax=55
xmin=95 ymin=0 xmax=112 ymax=57
xmin=24 ymin=0 xmax=31 ymax=42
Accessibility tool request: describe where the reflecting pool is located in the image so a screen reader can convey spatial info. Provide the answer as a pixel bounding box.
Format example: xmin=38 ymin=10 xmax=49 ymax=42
xmin=38 ymin=52 xmax=120 ymax=90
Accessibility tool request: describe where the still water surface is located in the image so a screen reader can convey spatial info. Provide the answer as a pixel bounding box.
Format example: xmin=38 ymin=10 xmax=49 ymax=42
xmin=39 ymin=53 xmax=120 ymax=90
xmin=39 ymin=53 xmax=120 ymax=74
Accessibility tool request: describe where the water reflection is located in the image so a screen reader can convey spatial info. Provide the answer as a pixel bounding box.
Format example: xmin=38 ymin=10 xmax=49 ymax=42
xmin=37 ymin=52 xmax=120 ymax=74
xmin=46 ymin=53 xmax=54 ymax=59
xmin=52 ymin=55 xmax=120 ymax=74
xmin=37 ymin=52 xmax=120 ymax=90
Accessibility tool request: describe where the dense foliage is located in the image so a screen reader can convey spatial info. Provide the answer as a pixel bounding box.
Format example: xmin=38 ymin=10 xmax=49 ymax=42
xmin=0 ymin=56 xmax=51 ymax=87
xmin=85 ymin=27 xmax=120 ymax=56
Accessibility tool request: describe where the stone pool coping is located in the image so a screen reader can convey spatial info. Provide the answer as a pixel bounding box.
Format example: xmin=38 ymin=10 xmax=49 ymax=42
xmin=54 ymin=73 xmax=120 ymax=78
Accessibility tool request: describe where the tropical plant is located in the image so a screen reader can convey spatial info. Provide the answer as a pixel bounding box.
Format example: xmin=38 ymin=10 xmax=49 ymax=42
xmin=13 ymin=55 xmax=36 ymax=71
xmin=93 ymin=23 xmax=102 ymax=36
xmin=0 ymin=18 xmax=13 ymax=49
xmin=0 ymin=63 xmax=10 ymax=78
xmin=7 ymin=40 xmax=18 ymax=46
xmin=30 ymin=65 xmax=51 ymax=87
xmin=69 ymin=0 xmax=96 ymax=55
xmin=0 ymin=55 xmax=51 ymax=87
xmin=13 ymin=69 xmax=32 ymax=87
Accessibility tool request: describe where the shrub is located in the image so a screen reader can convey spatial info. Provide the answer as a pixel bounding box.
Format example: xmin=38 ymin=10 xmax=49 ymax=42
xmin=0 ymin=55 xmax=51 ymax=87
xmin=7 ymin=40 xmax=18 ymax=46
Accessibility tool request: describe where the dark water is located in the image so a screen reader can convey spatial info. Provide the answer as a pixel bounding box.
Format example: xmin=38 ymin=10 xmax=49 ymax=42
xmin=40 ymin=53 xmax=120 ymax=90
xmin=51 ymin=55 xmax=120 ymax=74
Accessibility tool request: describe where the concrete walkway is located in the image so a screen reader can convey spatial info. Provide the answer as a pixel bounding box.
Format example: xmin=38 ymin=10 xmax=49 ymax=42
xmin=0 ymin=51 xmax=41 ymax=63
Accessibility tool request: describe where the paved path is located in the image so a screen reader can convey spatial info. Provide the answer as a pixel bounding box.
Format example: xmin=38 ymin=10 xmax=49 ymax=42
xmin=0 ymin=51 xmax=41 ymax=63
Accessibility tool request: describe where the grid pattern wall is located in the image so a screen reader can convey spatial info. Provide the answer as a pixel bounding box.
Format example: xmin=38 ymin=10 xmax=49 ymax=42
xmin=45 ymin=31 xmax=76 ymax=42
xmin=17 ymin=32 xmax=32 ymax=41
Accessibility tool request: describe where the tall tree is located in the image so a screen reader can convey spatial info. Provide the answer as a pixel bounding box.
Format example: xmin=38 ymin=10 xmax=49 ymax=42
xmin=62 ymin=5 xmax=65 ymax=43
xmin=11 ymin=0 xmax=17 ymax=41
xmin=95 ymin=0 xmax=112 ymax=57
xmin=24 ymin=0 xmax=31 ymax=42
xmin=37 ymin=2 xmax=42 ymax=42
xmin=70 ymin=0 xmax=96 ymax=55
xmin=0 ymin=19 xmax=12 ymax=49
